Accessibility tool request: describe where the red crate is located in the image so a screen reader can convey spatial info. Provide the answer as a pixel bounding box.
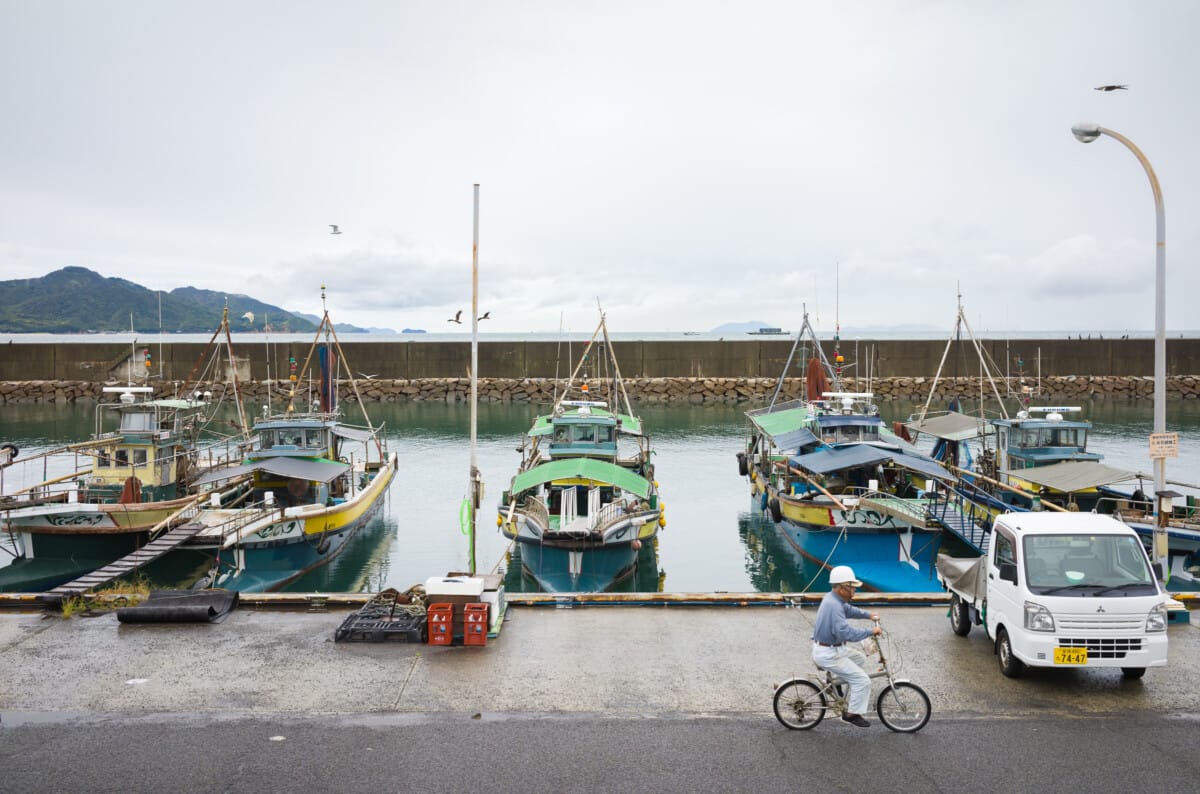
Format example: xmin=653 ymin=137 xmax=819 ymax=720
xmin=463 ymin=603 xmax=489 ymax=646
xmin=427 ymin=603 xmax=454 ymax=646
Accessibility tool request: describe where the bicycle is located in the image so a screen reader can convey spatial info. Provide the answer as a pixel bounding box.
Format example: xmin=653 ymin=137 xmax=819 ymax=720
xmin=772 ymin=623 xmax=932 ymax=733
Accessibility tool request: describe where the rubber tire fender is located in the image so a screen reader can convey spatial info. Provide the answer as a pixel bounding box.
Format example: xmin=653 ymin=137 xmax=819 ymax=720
xmin=768 ymin=497 xmax=783 ymax=524
xmin=737 ymin=452 xmax=749 ymax=477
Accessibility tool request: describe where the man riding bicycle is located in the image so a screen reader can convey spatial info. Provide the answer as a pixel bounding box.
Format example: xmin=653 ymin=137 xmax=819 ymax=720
xmin=812 ymin=565 xmax=883 ymax=728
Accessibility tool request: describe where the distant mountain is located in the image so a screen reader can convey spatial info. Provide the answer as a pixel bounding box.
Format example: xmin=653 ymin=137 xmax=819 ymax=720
xmin=0 ymin=267 xmax=369 ymax=334
xmin=292 ymin=312 xmax=393 ymax=335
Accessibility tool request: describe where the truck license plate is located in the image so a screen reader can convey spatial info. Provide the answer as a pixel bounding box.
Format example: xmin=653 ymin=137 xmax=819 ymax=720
xmin=1054 ymin=647 xmax=1088 ymax=665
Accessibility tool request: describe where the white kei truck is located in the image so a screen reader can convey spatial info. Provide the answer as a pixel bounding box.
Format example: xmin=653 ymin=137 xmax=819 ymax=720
xmin=937 ymin=512 xmax=1169 ymax=679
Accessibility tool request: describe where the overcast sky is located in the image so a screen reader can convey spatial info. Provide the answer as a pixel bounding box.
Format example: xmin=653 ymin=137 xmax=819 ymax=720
xmin=3 ymin=1 xmax=1198 ymax=335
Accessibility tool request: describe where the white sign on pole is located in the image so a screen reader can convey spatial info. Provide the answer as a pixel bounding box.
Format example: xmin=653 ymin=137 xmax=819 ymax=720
xmin=1148 ymin=432 xmax=1178 ymax=459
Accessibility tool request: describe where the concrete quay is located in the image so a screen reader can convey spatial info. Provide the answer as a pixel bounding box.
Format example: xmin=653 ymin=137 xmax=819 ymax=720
xmin=2 ymin=601 xmax=1196 ymax=718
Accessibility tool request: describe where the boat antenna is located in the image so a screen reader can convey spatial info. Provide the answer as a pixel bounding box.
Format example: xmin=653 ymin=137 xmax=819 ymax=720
xmin=466 ymin=183 xmax=482 ymax=575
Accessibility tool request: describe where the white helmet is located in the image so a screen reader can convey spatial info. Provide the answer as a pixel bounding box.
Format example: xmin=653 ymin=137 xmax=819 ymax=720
xmin=829 ymin=565 xmax=862 ymax=587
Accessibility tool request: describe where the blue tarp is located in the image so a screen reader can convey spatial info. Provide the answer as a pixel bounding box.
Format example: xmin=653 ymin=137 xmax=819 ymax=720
xmin=787 ymin=444 xmax=950 ymax=481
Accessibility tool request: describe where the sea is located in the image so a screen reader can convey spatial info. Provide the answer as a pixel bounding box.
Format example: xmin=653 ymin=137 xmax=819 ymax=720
xmin=3 ymin=399 xmax=1199 ymax=595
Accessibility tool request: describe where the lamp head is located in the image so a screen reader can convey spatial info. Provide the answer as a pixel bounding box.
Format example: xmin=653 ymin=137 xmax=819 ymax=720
xmin=1072 ymin=123 xmax=1102 ymax=143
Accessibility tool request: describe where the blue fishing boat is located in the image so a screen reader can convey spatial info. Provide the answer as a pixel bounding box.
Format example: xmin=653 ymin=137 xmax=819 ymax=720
xmin=184 ymin=290 xmax=397 ymax=592
xmin=498 ymin=314 xmax=664 ymax=592
xmin=740 ymin=310 xmax=971 ymax=592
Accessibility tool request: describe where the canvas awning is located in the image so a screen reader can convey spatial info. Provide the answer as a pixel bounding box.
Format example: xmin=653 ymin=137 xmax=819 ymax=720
xmin=746 ymin=404 xmax=818 ymax=452
xmin=788 ymin=445 xmax=951 ymax=481
xmin=332 ymin=425 xmax=375 ymax=442
xmin=191 ymin=457 xmax=349 ymax=487
xmin=1008 ymin=461 xmax=1136 ymax=493
xmin=905 ymin=411 xmax=991 ymax=442
xmin=509 ymin=458 xmax=651 ymax=499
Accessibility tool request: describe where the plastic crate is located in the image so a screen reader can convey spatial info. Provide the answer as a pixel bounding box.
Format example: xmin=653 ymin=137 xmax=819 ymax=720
xmin=463 ymin=603 xmax=489 ymax=646
xmin=428 ymin=603 xmax=454 ymax=646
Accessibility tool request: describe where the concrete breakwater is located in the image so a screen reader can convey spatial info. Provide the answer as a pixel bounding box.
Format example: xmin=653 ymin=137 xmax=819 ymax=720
xmin=4 ymin=374 xmax=1200 ymax=403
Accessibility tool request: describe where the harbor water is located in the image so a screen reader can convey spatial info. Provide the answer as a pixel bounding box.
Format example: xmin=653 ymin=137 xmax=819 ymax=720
xmin=3 ymin=399 xmax=1199 ymax=594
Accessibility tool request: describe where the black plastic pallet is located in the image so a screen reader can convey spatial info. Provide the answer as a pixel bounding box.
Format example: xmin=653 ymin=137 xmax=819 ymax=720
xmin=334 ymin=609 xmax=426 ymax=643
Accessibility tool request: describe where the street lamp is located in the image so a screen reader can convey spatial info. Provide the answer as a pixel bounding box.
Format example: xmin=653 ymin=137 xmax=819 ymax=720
xmin=1071 ymin=122 xmax=1169 ymax=576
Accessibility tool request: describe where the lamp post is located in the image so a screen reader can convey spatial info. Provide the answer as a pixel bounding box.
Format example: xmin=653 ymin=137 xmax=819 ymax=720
xmin=1071 ymin=123 xmax=1169 ymax=577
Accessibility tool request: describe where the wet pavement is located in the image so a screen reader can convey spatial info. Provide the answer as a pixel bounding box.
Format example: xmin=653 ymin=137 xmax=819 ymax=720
xmin=1 ymin=601 xmax=1196 ymax=720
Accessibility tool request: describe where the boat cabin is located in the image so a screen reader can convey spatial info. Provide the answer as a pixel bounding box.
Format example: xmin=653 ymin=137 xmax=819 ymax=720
xmin=993 ymin=407 xmax=1100 ymax=471
xmin=85 ymin=391 xmax=204 ymax=503
xmin=547 ymin=402 xmax=618 ymax=461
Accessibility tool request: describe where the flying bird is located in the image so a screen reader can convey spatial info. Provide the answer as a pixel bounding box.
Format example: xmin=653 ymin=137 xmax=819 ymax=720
xmin=1094 ymin=84 xmax=1128 ymax=92
xmin=241 ymin=311 xmax=255 ymax=324
xmin=478 ymin=311 xmax=491 ymax=321
xmin=448 ymin=310 xmax=463 ymax=324
xmin=358 ymin=372 xmax=378 ymax=380
xmin=329 ymin=224 xmax=342 ymax=234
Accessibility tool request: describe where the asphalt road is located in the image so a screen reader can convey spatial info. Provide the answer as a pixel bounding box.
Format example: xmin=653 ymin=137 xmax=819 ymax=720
xmin=2 ymin=710 xmax=1195 ymax=793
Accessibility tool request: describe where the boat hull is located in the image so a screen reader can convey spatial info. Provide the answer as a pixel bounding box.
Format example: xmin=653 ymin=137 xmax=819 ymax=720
xmin=208 ymin=454 xmax=397 ymax=592
xmin=754 ymin=485 xmax=943 ymax=592
xmin=0 ymin=501 xmax=193 ymax=592
xmin=512 ymin=537 xmax=644 ymax=592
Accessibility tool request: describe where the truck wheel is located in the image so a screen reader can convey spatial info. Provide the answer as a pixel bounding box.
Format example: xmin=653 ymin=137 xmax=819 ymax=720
xmin=949 ymin=594 xmax=971 ymax=637
xmin=1121 ymin=667 xmax=1146 ymax=679
xmin=996 ymin=628 xmax=1025 ymax=679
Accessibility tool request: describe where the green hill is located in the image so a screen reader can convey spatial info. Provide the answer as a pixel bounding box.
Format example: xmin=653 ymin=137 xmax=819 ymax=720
xmin=0 ymin=267 xmax=334 ymax=333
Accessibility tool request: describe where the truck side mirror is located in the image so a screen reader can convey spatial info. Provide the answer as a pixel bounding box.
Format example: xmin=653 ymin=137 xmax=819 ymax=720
xmin=998 ymin=561 xmax=1018 ymax=583
xmin=1151 ymin=562 xmax=1164 ymax=580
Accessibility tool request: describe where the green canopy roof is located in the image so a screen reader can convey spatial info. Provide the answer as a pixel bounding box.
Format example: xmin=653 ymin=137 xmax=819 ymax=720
xmin=509 ymin=458 xmax=651 ymax=499
xmin=746 ymin=404 xmax=810 ymax=437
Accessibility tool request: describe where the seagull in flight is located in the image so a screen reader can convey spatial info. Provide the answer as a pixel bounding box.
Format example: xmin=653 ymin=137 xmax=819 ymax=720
xmin=478 ymin=311 xmax=491 ymax=321
xmin=358 ymin=372 xmax=378 ymax=380
xmin=448 ymin=310 xmax=463 ymax=324
xmin=329 ymin=224 xmax=342 ymax=234
xmin=1094 ymin=84 xmax=1128 ymax=92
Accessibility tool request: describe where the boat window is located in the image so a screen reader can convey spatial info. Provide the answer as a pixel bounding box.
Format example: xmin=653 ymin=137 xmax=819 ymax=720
xmin=277 ymin=430 xmax=303 ymax=447
xmin=97 ymin=449 xmax=112 ymax=467
xmin=120 ymin=411 xmax=154 ymax=432
xmin=305 ymin=429 xmax=324 ymax=448
xmin=114 ymin=449 xmax=130 ymax=466
xmin=573 ymin=425 xmax=596 ymax=443
xmin=597 ymin=426 xmax=614 ymax=443
xmin=552 ymin=426 xmax=568 ymax=443
xmin=132 ymin=449 xmax=148 ymax=467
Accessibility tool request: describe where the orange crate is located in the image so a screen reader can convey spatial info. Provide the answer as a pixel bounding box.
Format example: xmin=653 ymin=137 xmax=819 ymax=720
xmin=463 ymin=603 xmax=489 ymax=646
xmin=427 ymin=603 xmax=454 ymax=646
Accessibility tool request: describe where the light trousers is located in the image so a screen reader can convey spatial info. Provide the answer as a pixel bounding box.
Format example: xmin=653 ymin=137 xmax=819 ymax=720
xmin=812 ymin=643 xmax=871 ymax=715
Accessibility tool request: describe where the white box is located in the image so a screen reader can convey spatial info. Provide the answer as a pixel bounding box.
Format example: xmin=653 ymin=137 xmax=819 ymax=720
xmin=424 ymin=576 xmax=485 ymax=599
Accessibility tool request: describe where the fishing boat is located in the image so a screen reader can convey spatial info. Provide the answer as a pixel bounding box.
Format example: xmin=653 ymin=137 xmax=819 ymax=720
xmin=903 ymin=293 xmax=1200 ymax=589
xmin=0 ymin=315 xmax=252 ymax=592
xmin=740 ymin=309 xmax=976 ymax=592
xmin=498 ymin=314 xmax=664 ymax=592
xmin=182 ymin=289 xmax=398 ymax=592
xmin=747 ymin=327 xmax=789 ymax=335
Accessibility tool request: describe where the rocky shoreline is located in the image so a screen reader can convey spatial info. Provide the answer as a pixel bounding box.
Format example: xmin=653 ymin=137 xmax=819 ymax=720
xmin=3 ymin=374 xmax=1200 ymax=404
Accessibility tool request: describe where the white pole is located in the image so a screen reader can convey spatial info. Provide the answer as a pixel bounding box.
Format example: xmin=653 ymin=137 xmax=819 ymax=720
xmin=1072 ymin=123 xmax=1168 ymax=578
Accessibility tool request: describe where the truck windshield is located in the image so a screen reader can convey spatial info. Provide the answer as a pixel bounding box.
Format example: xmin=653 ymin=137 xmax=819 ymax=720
xmin=1023 ymin=533 xmax=1157 ymax=596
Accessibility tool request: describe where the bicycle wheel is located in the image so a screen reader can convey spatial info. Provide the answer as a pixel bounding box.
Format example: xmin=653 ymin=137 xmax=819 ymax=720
xmin=875 ymin=682 xmax=931 ymax=733
xmin=773 ymin=679 xmax=826 ymax=730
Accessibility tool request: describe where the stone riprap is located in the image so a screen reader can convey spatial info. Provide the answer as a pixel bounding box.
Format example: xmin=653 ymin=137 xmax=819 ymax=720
xmin=3 ymin=374 xmax=1199 ymax=403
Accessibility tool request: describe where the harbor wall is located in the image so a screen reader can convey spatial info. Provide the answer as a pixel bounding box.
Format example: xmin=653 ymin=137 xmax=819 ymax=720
xmin=2 ymin=338 xmax=1199 ymax=402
